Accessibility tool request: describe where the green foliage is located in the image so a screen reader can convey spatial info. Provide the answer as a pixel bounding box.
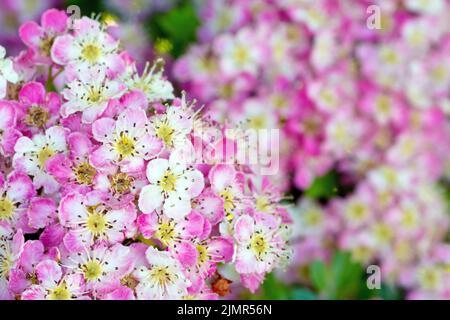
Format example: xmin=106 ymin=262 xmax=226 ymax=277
xmin=309 ymin=251 xmax=366 ymax=299
xmin=145 ymin=2 xmax=200 ymax=58
xmin=304 ymin=171 xmax=340 ymax=200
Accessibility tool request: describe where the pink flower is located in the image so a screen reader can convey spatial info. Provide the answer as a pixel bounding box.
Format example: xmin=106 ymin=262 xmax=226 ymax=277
xmin=0 ymin=224 xmax=24 ymax=300
xmin=134 ymin=247 xmax=190 ymax=300
xmin=234 ymin=213 xmax=291 ymax=276
xmin=19 ymin=9 xmax=68 ymax=62
xmin=91 ymin=108 xmax=162 ymax=172
xmin=138 ymin=155 xmax=204 ymax=220
xmin=59 ymin=191 xmax=137 ymax=251
xmin=0 ymin=100 xmax=22 ymax=156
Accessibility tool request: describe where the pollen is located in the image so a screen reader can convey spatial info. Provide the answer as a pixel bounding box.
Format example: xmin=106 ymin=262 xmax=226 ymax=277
xmin=48 ymin=284 xmax=71 ymax=300
xmin=82 ymin=260 xmax=102 ymax=282
xmin=86 ymin=208 xmax=107 ymax=237
xmin=81 ymin=43 xmax=101 ymax=64
xmin=38 ymin=146 xmax=55 ymax=168
xmin=155 ymin=121 xmax=175 ymax=147
xmin=0 ymin=197 xmax=14 ymax=221
xmin=160 ymin=171 xmax=177 ymax=193
xmin=250 ymin=234 xmax=268 ymax=259
xmin=155 ymin=221 xmax=176 ymax=246
xmin=25 ymin=105 xmax=50 ymax=128
xmin=110 ymin=172 xmax=133 ymax=194
xmin=114 ymin=132 xmax=135 ymax=159
xmin=73 ymin=162 xmax=96 ymax=185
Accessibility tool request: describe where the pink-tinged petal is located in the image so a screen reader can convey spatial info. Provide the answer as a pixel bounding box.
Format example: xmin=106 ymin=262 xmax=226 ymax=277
xmin=235 ymin=247 xmax=256 ymax=274
xmin=209 ymin=164 xmax=236 ymax=192
xmin=119 ymin=90 xmax=147 ymax=110
xmin=145 ymin=158 xmax=169 ymax=183
xmin=2 ymin=129 xmax=22 ymax=156
xmin=36 ymin=260 xmax=62 ymax=287
xmin=68 ymin=132 xmax=92 ymax=157
xmin=254 ymin=212 xmax=279 ymax=233
xmin=164 ymin=194 xmax=191 ymax=220
xmin=21 ymin=285 xmax=46 ymax=300
xmin=46 ymin=126 xmax=68 ymax=151
xmin=19 ymin=81 xmax=46 ymax=105
xmin=11 ymin=229 xmax=24 ymax=257
xmin=135 ymin=134 xmax=163 ymax=159
xmin=81 ymin=102 xmax=109 ymax=124
xmin=138 ymin=184 xmax=163 ymax=213
xmin=137 ymin=213 xmax=157 ymax=239
xmin=50 ymin=34 xmax=74 ymax=65
xmin=181 ymin=211 xmax=206 ymax=238
xmin=46 ymin=92 xmax=61 ymax=114
xmin=63 ymin=231 xmax=85 ymax=253
xmin=28 ymin=197 xmax=56 ymax=229
xmin=234 ymin=215 xmax=254 ymax=243
xmin=90 ymin=145 xmax=117 ymax=168
xmin=19 ymin=21 xmax=43 ymax=49
xmin=13 ymin=136 xmax=35 ymax=154
xmin=106 ymin=204 xmax=137 ymax=229
xmin=19 ymin=240 xmax=44 ymax=273
xmin=39 ymin=223 xmax=65 ymax=248
xmin=120 ymin=156 xmax=144 ymax=173
xmin=195 ymin=190 xmax=224 ymax=225
xmin=0 ymin=100 xmax=16 ymax=129
xmin=208 ymin=237 xmax=234 ymax=263
xmin=46 ymin=153 xmax=72 ymax=181
xmin=240 ymin=273 xmax=265 ymax=293
xmin=41 ymin=9 xmax=68 ymax=33
xmin=92 ymin=117 xmax=116 ymax=143
xmin=178 ymin=169 xmax=204 ymax=198
xmin=6 ymin=171 xmax=36 ymax=203
xmin=33 ymin=172 xmax=59 ymax=195
xmin=8 ymin=268 xmax=29 ymax=294
xmin=103 ymin=244 xmax=133 ymax=276
xmin=174 ymin=242 xmax=198 ymax=267
xmin=58 ymin=193 xmax=88 ymax=226
xmin=116 ymin=108 xmax=148 ymax=133
xmin=102 ymin=286 xmax=135 ymax=300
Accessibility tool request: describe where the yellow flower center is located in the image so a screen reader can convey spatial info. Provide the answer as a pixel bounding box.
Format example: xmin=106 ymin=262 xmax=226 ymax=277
xmin=155 ymin=122 xmax=175 ymax=147
xmin=160 ymin=171 xmax=177 ymax=193
xmin=48 ymin=284 xmax=71 ymax=300
xmin=219 ymin=188 xmax=235 ymax=220
xmin=155 ymin=221 xmax=176 ymax=246
xmin=250 ymin=234 xmax=268 ymax=259
xmin=249 ymin=115 xmax=267 ymax=130
xmin=197 ymin=244 xmax=208 ymax=265
xmin=114 ymin=133 xmax=135 ymax=159
xmin=110 ymin=172 xmax=133 ymax=194
xmin=25 ymin=105 xmax=50 ymax=128
xmin=233 ymin=46 xmax=250 ymax=65
xmin=38 ymin=146 xmax=54 ymax=168
xmin=150 ymin=266 xmax=175 ymax=287
xmin=304 ymin=209 xmax=323 ymax=226
xmin=86 ymin=208 xmax=107 ymax=237
xmin=0 ymin=197 xmax=14 ymax=221
xmin=73 ymin=162 xmax=96 ymax=185
xmin=255 ymin=196 xmax=271 ymax=213
xmin=82 ymin=260 xmax=102 ymax=281
xmin=81 ymin=44 xmax=101 ymax=63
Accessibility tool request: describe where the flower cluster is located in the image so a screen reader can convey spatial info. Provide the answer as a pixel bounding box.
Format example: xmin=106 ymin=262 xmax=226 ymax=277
xmin=0 ymin=9 xmax=292 ymax=300
xmin=173 ymin=0 xmax=450 ymax=299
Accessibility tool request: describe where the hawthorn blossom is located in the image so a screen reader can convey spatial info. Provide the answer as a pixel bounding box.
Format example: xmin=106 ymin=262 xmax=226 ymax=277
xmin=138 ymin=155 xmax=204 ymax=220
xmin=13 ymin=126 xmax=68 ymax=194
xmin=58 ymin=192 xmax=136 ymax=251
xmin=134 ymin=247 xmax=190 ymax=300
xmin=0 ymin=45 xmax=19 ymax=99
xmin=91 ymin=108 xmax=162 ymax=172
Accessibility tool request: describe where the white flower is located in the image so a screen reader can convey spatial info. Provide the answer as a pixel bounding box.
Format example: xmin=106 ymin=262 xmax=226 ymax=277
xmin=134 ymin=247 xmax=190 ymax=300
xmin=0 ymin=45 xmax=19 ymax=99
xmin=13 ymin=126 xmax=68 ymax=194
xmin=138 ymin=154 xmax=204 ymax=220
xmin=124 ymin=60 xmax=174 ymax=102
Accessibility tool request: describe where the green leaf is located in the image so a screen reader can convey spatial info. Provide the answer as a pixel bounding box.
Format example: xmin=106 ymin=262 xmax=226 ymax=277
xmin=147 ymin=3 xmax=200 ymax=57
xmin=291 ymin=288 xmax=318 ymax=300
xmin=304 ymin=171 xmax=339 ymax=199
xmin=310 ymin=260 xmax=327 ymax=292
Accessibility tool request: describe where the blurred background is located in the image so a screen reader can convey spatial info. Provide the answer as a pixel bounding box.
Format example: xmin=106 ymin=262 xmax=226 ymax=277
xmin=1 ymin=0 xmax=450 ymax=299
